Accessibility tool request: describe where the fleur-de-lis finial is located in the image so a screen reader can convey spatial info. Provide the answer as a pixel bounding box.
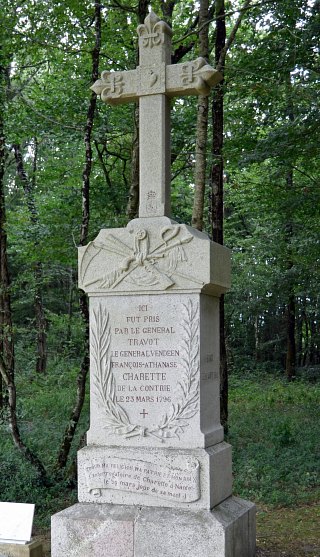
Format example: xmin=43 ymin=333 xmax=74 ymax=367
xmin=137 ymin=10 xmax=172 ymax=48
xmin=146 ymin=10 xmax=160 ymax=28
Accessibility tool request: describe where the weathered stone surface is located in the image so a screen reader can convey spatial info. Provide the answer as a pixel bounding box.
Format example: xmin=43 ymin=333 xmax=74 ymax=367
xmin=0 ymin=541 xmax=43 ymax=557
xmin=135 ymin=497 xmax=256 ymax=557
xmin=51 ymin=504 xmax=136 ymax=557
xmin=51 ymin=498 xmax=255 ymax=557
xmin=91 ymin=11 xmax=222 ymax=219
xmin=78 ymin=443 xmax=232 ymax=510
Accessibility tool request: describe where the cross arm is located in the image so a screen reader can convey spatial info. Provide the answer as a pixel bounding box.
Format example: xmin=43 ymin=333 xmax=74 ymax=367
xmin=91 ymin=57 xmax=222 ymax=106
xmin=91 ymin=69 xmax=138 ymax=105
xmin=166 ymin=57 xmax=223 ymax=98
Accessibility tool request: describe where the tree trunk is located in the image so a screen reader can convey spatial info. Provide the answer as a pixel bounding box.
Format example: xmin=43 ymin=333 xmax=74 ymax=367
xmin=56 ymin=0 xmax=101 ymax=472
xmin=126 ymin=104 xmax=140 ymax=219
xmin=296 ymin=308 xmax=302 ymax=367
xmin=284 ymin=75 xmax=296 ymax=380
xmin=210 ymin=0 xmax=228 ymax=429
xmin=66 ymin=267 xmax=74 ymax=344
xmin=32 ymin=138 xmax=47 ymax=373
xmin=210 ymin=0 xmax=252 ymax=426
xmin=192 ymin=0 xmax=209 ymax=231
xmin=254 ymin=314 xmax=261 ymax=361
xmin=0 ymin=63 xmax=14 ymax=408
xmin=126 ymin=0 xmax=150 ymax=220
xmin=0 ymin=68 xmax=48 ymax=485
xmin=309 ymin=312 xmax=316 ymax=365
xmin=300 ymin=299 xmax=309 ymax=367
xmin=286 ymin=290 xmax=296 ymax=380
xmin=34 ymin=260 xmax=47 ymax=373
xmin=160 ymin=0 xmax=176 ymax=24
xmin=13 ymin=140 xmax=47 ymax=374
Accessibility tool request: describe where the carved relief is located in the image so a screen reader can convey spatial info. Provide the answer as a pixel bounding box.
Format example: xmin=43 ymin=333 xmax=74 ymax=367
xmin=137 ymin=11 xmax=171 ymax=49
xmin=138 ymin=63 xmax=166 ymax=95
xmin=180 ymin=58 xmax=211 ymax=95
xmin=100 ymin=71 xmax=124 ymax=101
xmin=146 ymin=190 xmax=157 ymax=214
xmin=91 ymin=300 xmax=200 ymax=442
xmin=80 ymin=225 xmax=202 ymax=291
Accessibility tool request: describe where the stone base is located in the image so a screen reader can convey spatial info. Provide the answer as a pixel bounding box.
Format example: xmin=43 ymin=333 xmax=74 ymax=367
xmin=51 ymin=498 xmax=255 ymax=557
xmin=0 ymin=540 xmax=43 ymax=557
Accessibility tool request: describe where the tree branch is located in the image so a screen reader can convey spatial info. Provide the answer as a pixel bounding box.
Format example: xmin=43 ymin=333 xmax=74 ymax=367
xmin=173 ymin=0 xmax=274 ymax=46
xmin=20 ymin=93 xmax=83 ymax=131
xmin=216 ymin=0 xmax=252 ymax=72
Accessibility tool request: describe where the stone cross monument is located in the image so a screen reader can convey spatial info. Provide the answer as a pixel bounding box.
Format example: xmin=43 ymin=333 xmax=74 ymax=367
xmin=90 ymin=11 xmax=221 ymax=219
xmin=51 ymin=12 xmax=256 ymax=557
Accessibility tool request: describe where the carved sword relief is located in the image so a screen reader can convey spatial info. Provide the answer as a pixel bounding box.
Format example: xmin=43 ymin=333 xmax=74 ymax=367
xmin=80 ymin=225 xmax=203 ymax=291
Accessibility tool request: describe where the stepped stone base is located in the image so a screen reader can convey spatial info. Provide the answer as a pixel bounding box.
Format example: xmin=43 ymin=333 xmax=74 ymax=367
xmin=51 ymin=498 xmax=255 ymax=557
xmin=0 ymin=540 xmax=43 ymax=557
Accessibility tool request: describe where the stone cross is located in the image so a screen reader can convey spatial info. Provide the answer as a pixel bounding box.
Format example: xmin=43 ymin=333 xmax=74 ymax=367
xmin=91 ymin=11 xmax=222 ymax=218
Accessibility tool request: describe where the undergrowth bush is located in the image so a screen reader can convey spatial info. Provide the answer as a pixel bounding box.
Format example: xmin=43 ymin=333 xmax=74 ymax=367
xmin=0 ymin=348 xmax=88 ymax=527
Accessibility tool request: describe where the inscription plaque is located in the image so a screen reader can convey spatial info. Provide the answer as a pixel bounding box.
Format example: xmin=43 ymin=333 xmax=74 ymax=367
xmin=84 ymin=456 xmax=200 ymax=503
xmin=90 ymin=294 xmax=200 ymax=443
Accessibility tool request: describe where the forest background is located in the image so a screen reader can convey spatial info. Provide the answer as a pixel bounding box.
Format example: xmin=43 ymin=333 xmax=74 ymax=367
xmin=0 ymin=0 xmax=319 ymax=555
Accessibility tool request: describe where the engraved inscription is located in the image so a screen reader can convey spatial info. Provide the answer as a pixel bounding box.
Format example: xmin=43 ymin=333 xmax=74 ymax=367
xmin=181 ymin=62 xmax=196 ymax=85
xmin=181 ymin=59 xmax=203 ymax=85
xmin=91 ymin=298 xmax=200 ymax=442
xmin=201 ymin=354 xmax=218 ymax=381
xmin=180 ymin=58 xmax=210 ymax=95
xmin=146 ymin=190 xmax=157 ymax=214
xmin=84 ymin=456 xmax=200 ymax=502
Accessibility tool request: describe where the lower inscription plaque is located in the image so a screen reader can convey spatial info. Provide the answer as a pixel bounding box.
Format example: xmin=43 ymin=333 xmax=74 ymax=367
xmin=84 ymin=456 xmax=200 ymax=503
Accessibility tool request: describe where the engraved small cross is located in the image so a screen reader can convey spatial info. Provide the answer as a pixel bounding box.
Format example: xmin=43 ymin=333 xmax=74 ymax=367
xmin=140 ymin=409 xmax=148 ymax=419
xmin=91 ymin=11 xmax=222 ymax=218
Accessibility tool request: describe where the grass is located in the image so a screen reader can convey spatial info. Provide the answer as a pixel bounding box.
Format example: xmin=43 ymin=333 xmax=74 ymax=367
xmin=228 ymin=372 xmax=320 ymax=556
xmin=228 ymin=373 xmax=320 ymax=507
xmin=257 ymin=504 xmax=320 ymax=556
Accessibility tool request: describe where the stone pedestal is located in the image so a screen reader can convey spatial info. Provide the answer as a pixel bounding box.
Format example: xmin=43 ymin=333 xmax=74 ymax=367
xmin=0 ymin=541 xmax=43 ymax=557
xmin=52 ymin=499 xmax=255 ymax=557
xmin=51 ymin=217 xmax=256 ymax=556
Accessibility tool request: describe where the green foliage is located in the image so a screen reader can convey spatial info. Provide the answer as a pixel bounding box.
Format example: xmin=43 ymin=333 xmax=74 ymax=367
xmin=0 ymin=440 xmax=77 ymax=529
xmin=228 ymin=373 xmax=320 ymax=506
xmin=223 ymin=0 xmax=320 ymax=366
xmin=0 ymin=323 xmax=88 ymax=526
